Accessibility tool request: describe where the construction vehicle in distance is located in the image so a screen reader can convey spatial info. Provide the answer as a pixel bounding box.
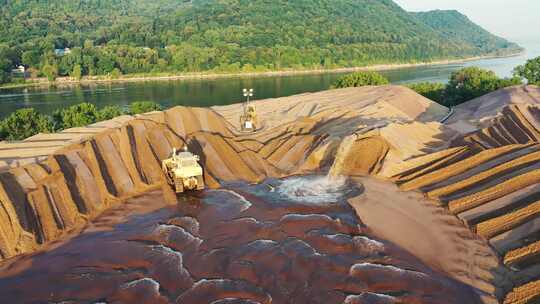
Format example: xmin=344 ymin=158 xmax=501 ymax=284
xmin=162 ymin=146 xmax=205 ymax=193
xmin=240 ymin=104 xmax=257 ymax=131
xmin=240 ymin=88 xmax=257 ymax=132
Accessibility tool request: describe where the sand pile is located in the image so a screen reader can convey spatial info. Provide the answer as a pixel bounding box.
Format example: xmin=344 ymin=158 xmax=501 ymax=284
xmin=1 ymin=84 xmax=540 ymax=303
xmin=450 ymin=104 xmax=540 ymax=151
xmin=214 ymin=86 xmax=448 ymax=132
xmin=349 ymin=177 xmax=509 ymax=303
xmin=0 ymin=86 xmax=449 ymax=260
xmin=390 ymin=90 xmax=540 ymax=302
xmin=446 ymin=85 xmax=540 ymax=133
xmin=394 ymin=118 xmax=540 ymax=303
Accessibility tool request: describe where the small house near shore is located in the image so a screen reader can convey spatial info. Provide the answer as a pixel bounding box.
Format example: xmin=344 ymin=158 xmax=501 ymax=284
xmin=54 ymin=48 xmax=71 ymax=56
xmin=11 ymin=65 xmax=25 ymax=74
xmin=11 ymin=65 xmax=27 ymax=78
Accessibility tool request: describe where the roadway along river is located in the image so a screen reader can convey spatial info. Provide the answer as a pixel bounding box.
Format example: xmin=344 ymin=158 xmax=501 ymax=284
xmin=0 ymin=42 xmax=539 ymax=118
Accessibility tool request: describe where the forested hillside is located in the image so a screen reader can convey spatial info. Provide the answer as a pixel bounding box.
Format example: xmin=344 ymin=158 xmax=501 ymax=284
xmin=0 ymin=0 xmax=522 ymax=84
xmin=413 ymin=10 xmax=513 ymax=55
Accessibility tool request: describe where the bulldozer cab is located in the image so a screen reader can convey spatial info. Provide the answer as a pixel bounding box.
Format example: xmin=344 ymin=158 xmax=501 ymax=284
xmin=179 ymin=158 xmax=198 ymax=167
xmin=162 ymin=146 xmax=205 ymax=193
xmin=172 ymin=147 xmax=199 ymax=161
xmin=240 ymin=104 xmax=257 ymax=131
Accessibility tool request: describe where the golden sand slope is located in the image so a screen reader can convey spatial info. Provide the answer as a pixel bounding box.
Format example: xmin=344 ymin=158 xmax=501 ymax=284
xmin=388 ymin=88 xmax=540 ymax=303
xmin=446 ymin=85 xmax=540 ymax=131
xmin=393 ymin=136 xmax=540 ymax=302
xmin=348 ymin=177 xmax=509 ymax=304
xmin=451 ymin=104 xmax=540 ymax=151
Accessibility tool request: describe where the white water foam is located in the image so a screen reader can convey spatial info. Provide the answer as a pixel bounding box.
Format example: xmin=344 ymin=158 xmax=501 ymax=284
xmin=121 ymin=278 xmax=160 ymax=293
xmin=353 ymin=236 xmax=385 ymax=250
xmin=153 ymin=224 xmax=203 ymax=249
xmin=243 ymin=239 xmax=279 ymax=251
xmin=277 ymin=175 xmax=348 ymax=204
xmin=322 ymin=233 xmax=352 ymax=241
xmin=280 ymin=213 xmax=335 ymax=222
xmin=350 ymin=263 xmax=427 ymax=277
xmin=344 ymin=292 xmax=396 ymax=303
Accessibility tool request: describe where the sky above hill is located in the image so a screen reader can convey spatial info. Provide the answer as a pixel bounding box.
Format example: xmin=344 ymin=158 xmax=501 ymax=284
xmin=394 ymin=0 xmax=540 ymax=43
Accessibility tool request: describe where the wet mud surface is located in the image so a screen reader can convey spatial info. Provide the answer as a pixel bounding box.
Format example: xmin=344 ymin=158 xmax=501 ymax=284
xmin=0 ymin=176 xmax=482 ymax=304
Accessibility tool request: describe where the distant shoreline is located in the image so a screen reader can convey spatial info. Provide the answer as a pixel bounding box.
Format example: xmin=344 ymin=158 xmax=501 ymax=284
xmin=0 ymin=51 xmax=524 ymax=90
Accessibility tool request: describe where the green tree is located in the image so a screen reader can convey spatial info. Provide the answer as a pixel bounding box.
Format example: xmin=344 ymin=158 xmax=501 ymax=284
xmin=514 ymin=56 xmax=540 ymax=85
xmin=83 ymin=39 xmax=94 ymax=49
xmin=97 ymin=105 xmax=125 ymax=121
xmin=21 ymin=50 xmax=40 ymax=67
xmin=444 ymin=67 xmax=521 ymax=106
xmin=129 ymin=101 xmax=162 ymax=115
xmin=0 ymin=108 xmax=53 ymax=140
xmin=0 ymin=58 xmax=11 ymax=84
xmin=110 ymin=68 xmax=122 ymax=79
xmin=407 ymin=82 xmax=445 ymax=103
xmin=0 ymin=44 xmax=14 ymax=84
xmin=55 ymin=102 xmax=98 ymax=129
xmin=96 ymin=54 xmax=115 ymax=74
xmin=332 ymin=71 xmax=389 ymax=88
xmin=71 ymin=64 xmax=82 ymax=80
xmin=42 ymin=63 xmax=58 ymax=81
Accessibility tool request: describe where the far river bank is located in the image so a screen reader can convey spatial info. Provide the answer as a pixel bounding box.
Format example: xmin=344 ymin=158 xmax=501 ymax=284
xmin=0 ymin=44 xmax=538 ymax=118
xmin=0 ymin=51 xmax=524 ymax=90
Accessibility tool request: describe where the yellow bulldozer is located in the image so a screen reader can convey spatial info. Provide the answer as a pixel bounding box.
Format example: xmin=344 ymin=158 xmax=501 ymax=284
xmin=240 ymin=105 xmax=257 ymax=131
xmin=162 ymin=147 xmax=205 ymax=193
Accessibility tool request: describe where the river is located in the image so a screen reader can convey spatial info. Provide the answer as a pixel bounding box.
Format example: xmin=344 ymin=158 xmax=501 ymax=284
xmin=0 ymin=42 xmax=539 ymax=118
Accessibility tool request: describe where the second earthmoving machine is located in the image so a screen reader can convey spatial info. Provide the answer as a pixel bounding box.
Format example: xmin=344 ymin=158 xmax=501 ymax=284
xmin=240 ymin=104 xmax=257 ymax=131
xmin=162 ymin=147 xmax=205 ymax=193
xmin=240 ymin=88 xmax=257 ymax=132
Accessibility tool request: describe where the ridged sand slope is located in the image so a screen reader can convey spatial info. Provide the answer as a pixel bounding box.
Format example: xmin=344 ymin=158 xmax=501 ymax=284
xmin=394 ymin=88 xmax=540 ymax=304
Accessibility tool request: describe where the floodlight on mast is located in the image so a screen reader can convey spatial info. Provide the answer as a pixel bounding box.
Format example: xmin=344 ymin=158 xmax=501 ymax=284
xmin=243 ymin=88 xmax=254 ymax=103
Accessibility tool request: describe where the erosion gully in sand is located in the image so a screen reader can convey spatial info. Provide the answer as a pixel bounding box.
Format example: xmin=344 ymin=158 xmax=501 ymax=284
xmin=0 ymin=85 xmax=539 ymax=303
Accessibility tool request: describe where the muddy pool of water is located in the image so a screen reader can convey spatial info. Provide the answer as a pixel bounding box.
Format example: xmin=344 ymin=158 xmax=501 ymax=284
xmin=0 ymin=176 xmax=481 ymax=303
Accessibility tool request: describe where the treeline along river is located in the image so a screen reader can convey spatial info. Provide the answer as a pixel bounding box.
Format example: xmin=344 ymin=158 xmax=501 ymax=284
xmin=0 ymin=42 xmax=539 ymax=119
